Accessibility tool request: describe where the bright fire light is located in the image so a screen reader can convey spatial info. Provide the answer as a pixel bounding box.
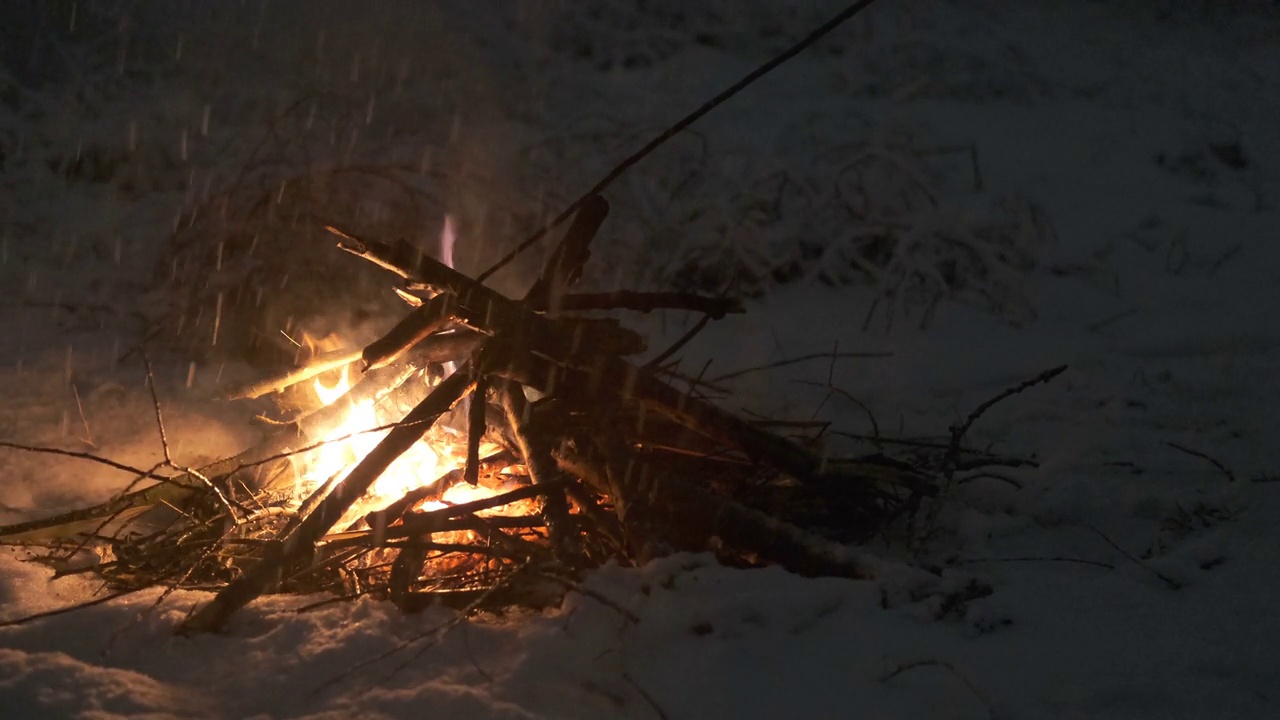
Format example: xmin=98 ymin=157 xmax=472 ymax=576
xmin=299 ymin=364 xmax=448 ymax=516
xmin=293 ymin=353 xmax=526 ymax=531
xmin=289 ymin=219 xmax=515 ymax=527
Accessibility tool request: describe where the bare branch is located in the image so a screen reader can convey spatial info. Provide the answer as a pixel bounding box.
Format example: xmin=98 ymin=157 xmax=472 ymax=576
xmin=1164 ymin=441 xmax=1236 ymax=483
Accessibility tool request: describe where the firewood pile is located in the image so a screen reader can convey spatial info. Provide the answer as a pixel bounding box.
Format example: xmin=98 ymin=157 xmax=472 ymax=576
xmin=0 ymin=191 xmax=960 ymax=632
xmin=1 ymin=2 xmax=1066 ymax=635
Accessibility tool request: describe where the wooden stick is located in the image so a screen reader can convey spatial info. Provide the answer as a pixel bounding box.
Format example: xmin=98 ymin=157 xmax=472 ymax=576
xmin=582 ymin=430 xmax=879 ymax=578
xmin=361 ymin=450 xmax=516 ymax=530
xmin=223 ymin=332 xmax=482 ymax=401
xmin=473 ymin=0 xmax=883 ymax=283
xmin=523 ymin=194 xmax=608 ymax=310
xmin=179 ymin=354 xmax=480 ymax=635
xmin=558 ymin=291 xmax=743 ymax=318
xmin=337 ymin=233 xmax=628 ymax=366
xmin=1164 ymin=441 xmax=1236 ymax=483
xmin=336 ymin=228 xmax=917 ymax=497
xmin=321 ymin=514 xmax=545 ymax=549
xmin=329 ymin=228 xmax=443 ymax=286
xmin=644 ymin=315 xmax=711 ymax=369
xmin=224 ymin=345 xmax=469 ymax=499
xmin=463 ymin=371 xmax=488 ymax=486
xmin=393 ymin=479 xmax=570 ymax=538
xmin=360 ymin=293 xmax=458 ymax=371
xmin=224 ymin=349 xmax=362 ymax=400
xmin=328 ymin=229 xmax=647 ymax=358
xmin=708 ymin=351 xmax=892 ymax=383
xmin=392 ymin=286 xmax=425 ymax=307
xmin=502 ymin=340 xmax=931 ymax=496
xmin=499 ymin=383 xmax=575 ymax=559
xmin=324 ymin=224 xmax=418 ymax=278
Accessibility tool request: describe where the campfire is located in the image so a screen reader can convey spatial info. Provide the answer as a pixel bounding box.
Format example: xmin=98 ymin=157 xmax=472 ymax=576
xmin=0 ymin=1 xmax=1062 ymax=635
xmin=0 ymin=192 xmax=954 ymax=633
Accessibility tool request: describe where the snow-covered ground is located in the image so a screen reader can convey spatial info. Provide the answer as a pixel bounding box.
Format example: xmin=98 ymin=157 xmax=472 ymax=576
xmin=3 ymin=1 xmax=1279 ymax=717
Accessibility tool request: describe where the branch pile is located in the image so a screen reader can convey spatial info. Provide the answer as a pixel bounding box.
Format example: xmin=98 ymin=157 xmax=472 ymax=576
xmin=0 ymin=1 xmax=1065 ymax=635
xmin=0 ymin=194 xmax=953 ymax=633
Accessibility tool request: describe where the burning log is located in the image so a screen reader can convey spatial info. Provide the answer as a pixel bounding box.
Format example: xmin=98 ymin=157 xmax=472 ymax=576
xmin=360 ymin=293 xmax=459 ymax=371
xmin=223 ymin=327 xmax=483 ymax=401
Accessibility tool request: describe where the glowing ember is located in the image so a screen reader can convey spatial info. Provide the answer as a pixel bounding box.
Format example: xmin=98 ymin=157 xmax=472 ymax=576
xmin=417 ymin=480 xmax=517 ymax=514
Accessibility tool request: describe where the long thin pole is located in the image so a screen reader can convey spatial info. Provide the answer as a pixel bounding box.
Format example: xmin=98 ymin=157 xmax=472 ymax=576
xmin=476 ymin=0 xmax=882 ymax=284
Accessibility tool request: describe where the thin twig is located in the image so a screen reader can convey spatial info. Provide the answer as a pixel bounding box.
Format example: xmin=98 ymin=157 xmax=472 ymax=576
xmin=313 ymin=561 xmax=531 ymax=696
xmin=1164 ymin=441 xmax=1236 ymax=483
xmin=1086 ymin=307 xmax=1140 ymax=333
xmin=946 ymin=365 xmax=1068 ymax=473
xmin=0 ymin=587 xmax=146 ymax=628
xmin=215 ymin=414 xmax=443 ymax=481
xmin=540 ymin=572 xmax=639 ymax=623
xmin=0 ymin=441 xmax=176 ymax=482
xmin=141 ymin=351 xmax=244 ymax=521
xmin=291 ymin=588 xmax=376 ymax=613
xmin=941 ymin=365 xmax=1066 ymax=487
xmin=795 ymin=380 xmax=881 ymax=440
xmin=140 ymin=351 xmax=173 ymax=466
xmin=558 ymin=291 xmax=743 ymax=317
xmin=709 ymin=351 xmax=892 ymax=384
xmin=879 ymin=659 xmax=996 ymax=719
xmin=70 ymin=383 xmax=96 ymax=449
xmin=917 ymin=365 xmax=1066 ymax=552
xmin=644 ymin=315 xmax=711 ymax=370
xmin=460 ymin=621 xmax=495 ymax=684
xmin=1086 ymin=523 xmax=1180 ymax=589
xmin=830 ymin=431 xmax=1037 ymax=467
xmin=650 ymin=362 xmax=730 ymax=396
xmin=622 ymin=672 xmax=671 ymax=720
xmin=955 ymin=471 xmax=1024 ymax=490
xmin=955 ymin=456 xmax=1039 ymax=471
xmin=954 ymin=556 xmax=1114 ymax=570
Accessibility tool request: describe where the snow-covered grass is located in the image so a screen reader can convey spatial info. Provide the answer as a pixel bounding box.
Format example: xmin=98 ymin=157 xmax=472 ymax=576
xmin=3 ymin=1 xmax=1279 ymax=717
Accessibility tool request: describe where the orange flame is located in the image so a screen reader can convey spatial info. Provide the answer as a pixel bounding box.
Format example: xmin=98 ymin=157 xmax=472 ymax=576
xmin=298 ymin=364 xmax=448 ymax=521
xmin=290 ymin=221 xmax=520 ymax=525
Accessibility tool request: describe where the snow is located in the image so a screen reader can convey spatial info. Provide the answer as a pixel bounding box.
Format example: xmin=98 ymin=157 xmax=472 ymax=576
xmin=3 ymin=1 xmax=1280 ymax=717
